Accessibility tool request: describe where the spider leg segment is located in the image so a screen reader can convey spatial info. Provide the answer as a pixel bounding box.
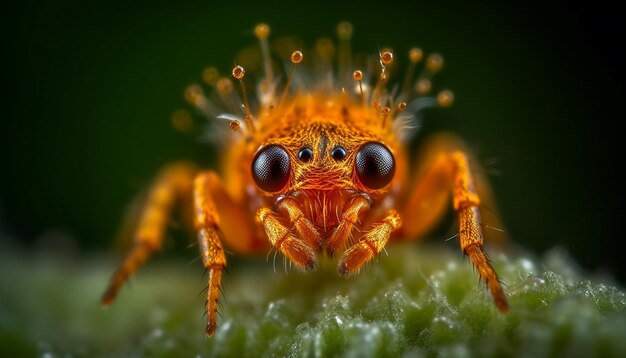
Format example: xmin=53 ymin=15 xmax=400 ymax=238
xmin=337 ymin=209 xmax=401 ymax=275
xmin=196 ymin=229 xmax=225 ymax=336
xmin=102 ymin=163 xmax=197 ymax=306
xmin=257 ymin=207 xmax=317 ymax=270
xmin=400 ymin=139 xmax=508 ymax=312
xmin=193 ymin=172 xmax=230 ymax=336
xmin=325 ymin=193 xmax=371 ymax=257
xmin=193 ymin=171 xmax=270 ymax=335
xmin=275 ymin=197 xmax=322 ymax=252
xmin=452 ymin=152 xmax=508 ymax=312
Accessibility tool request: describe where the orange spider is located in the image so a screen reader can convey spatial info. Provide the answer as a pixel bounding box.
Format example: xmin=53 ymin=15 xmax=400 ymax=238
xmin=102 ymin=22 xmax=508 ymax=337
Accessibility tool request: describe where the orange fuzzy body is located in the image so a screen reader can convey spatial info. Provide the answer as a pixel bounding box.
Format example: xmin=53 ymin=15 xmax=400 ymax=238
xmin=103 ymin=23 xmax=509 ymax=337
xmin=223 ymin=93 xmax=407 ymax=234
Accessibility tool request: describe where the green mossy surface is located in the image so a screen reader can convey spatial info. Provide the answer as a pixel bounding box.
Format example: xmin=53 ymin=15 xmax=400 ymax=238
xmin=1 ymin=244 xmax=625 ymax=357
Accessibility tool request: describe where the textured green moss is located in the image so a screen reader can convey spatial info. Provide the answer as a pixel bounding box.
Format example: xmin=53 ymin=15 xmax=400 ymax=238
xmin=1 ymin=244 xmax=625 ymax=357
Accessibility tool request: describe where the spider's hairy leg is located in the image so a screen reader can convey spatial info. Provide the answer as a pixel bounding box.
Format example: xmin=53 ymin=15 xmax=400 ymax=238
xmin=276 ymin=197 xmax=322 ymax=252
xmin=257 ymin=207 xmax=317 ymax=270
xmin=337 ymin=209 xmax=401 ymax=275
xmin=193 ymin=172 xmax=228 ymax=336
xmin=451 ymin=151 xmax=508 ymax=312
xmin=399 ymin=135 xmax=508 ymax=312
xmin=193 ymin=171 xmax=266 ymax=336
xmin=196 ymin=227 xmax=225 ymax=337
xmin=102 ymin=163 xmax=197 ymax=306
xmin=326 ymin=194 xmax=371 ymax=257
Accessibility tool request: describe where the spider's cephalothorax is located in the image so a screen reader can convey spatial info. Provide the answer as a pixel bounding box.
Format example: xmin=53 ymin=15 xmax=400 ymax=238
xmin=102 ymin=22 xmax=508 ymax=337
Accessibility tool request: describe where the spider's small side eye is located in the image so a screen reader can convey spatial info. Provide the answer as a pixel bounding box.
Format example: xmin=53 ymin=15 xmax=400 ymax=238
xmin=331 ymin=146 xmax=347 ymax=161
xmin=355 ymin=142 xmax=395 ymax=190
xmin=298 ymin=147 xmax=313 ymax=162
xmin=252 ymin=144 xmax=291 ymax=193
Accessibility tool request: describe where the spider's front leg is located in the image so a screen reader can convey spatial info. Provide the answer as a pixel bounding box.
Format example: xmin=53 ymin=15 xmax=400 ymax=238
xmin=193 ymin=171 xmax=266 ymax=335
xmin=256 ymin=197 xmax=320 ymax=270
xmin=193 ymin=172 xmax=228 ymax=336
xmin=400 ymin=134 xmax=508 ymax=312
xmin=451 ymin=152 xmax=508 ymax=312
xmin=337 ymin=209 xmax=402 ymax=275
xmin=325 ymin=193 xmax=371 ymax=257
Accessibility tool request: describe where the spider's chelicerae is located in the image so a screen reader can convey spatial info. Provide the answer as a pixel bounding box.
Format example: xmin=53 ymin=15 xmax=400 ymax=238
xmin=103 ymin=22 xmax=508 ymax=337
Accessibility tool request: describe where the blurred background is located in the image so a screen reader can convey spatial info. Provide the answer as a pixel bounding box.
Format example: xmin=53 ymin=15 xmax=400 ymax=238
xmin=1 ymin=0 xmax=623 ymax=283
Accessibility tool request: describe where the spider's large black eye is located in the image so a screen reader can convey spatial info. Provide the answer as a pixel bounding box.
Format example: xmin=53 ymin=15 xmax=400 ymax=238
xmin=252 ymin=145 xmax=291 ymax=192
xmin=355 ymin=142 xmax=395 ymax=189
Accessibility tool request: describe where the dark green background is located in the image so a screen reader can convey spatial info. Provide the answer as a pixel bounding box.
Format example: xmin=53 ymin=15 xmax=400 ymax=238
xmin=1 ymin=1 xmax=623 ymax=282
